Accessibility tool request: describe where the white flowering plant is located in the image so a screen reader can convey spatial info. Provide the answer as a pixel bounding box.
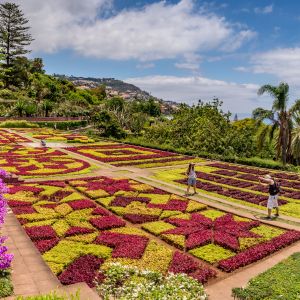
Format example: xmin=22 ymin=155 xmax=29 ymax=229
xmin=95 ymin=263 xmax=208 ymax=300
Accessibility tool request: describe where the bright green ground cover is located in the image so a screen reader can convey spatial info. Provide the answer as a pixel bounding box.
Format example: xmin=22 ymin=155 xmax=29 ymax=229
xmin=232 ymin=252 xmax=300 ymax=300
xmin=15 ymin=290 xmax=80 ymax=300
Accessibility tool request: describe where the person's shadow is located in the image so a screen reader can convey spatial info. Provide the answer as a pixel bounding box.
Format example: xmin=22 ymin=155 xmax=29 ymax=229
xmin=253 ymin=214 xmax=279 ymax=221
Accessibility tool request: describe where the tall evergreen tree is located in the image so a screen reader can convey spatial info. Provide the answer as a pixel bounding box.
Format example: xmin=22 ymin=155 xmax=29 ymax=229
xmin=0 ymin=2 xmax=33 ymax=67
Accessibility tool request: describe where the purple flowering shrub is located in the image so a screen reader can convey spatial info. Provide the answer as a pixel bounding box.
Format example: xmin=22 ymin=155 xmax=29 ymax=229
xmin=0 ymin=170 xmax=13 ymax=274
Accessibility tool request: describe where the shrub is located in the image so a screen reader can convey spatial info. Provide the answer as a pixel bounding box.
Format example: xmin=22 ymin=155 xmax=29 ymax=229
xmin=0 ymin=272 xmax=13 ymax=298
xmin=0 ymin=120 xmax=39 ymax=128
xmin=0 ymin=89 xmax=16 ymax=100
xmin=95 ymin=263 xmax=208 ymax=300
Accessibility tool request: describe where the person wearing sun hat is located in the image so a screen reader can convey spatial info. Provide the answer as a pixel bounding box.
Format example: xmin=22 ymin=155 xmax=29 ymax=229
xmin=185 ymin=162 xmax=197 ymax=196
xmin=258 ymin=174 xmax=280 ymax=219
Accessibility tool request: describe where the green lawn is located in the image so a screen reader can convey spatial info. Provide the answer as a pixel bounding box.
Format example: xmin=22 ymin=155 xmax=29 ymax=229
xmin=232 ymin=252 xmax=300 ymax=300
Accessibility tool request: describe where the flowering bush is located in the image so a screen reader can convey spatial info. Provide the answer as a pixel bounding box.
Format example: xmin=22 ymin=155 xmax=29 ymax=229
xmin=95 ymin=263 xmax=208 ymax=300
xmin=0 ymin=170 xmax=13 ymax=297
xmin=0 ymin=237 xmax=13 ymax=270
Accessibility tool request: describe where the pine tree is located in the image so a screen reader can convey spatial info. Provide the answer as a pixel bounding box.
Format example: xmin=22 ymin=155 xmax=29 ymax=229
xmin=234 ymin=113 xmax=238 ymax=121
xmin=0 ymin=2 xmax=33 ymax=68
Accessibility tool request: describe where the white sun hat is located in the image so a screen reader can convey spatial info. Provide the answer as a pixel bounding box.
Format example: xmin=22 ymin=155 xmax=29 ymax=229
xmin=264 ymin=174 xmax=272 ymax=179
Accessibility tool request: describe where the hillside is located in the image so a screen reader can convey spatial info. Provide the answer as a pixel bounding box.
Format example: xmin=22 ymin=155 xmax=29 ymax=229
xmin=54 ymin=75 xmax=180 ymax=114
xmin=54 ymin=75 xmax=151 ymax=98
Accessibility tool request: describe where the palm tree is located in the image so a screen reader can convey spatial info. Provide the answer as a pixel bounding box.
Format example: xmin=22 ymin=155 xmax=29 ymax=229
xmin=254 ymin=82 xmax=300 ymax=165
xmin=42 ymin=99 xmax=54 ymax=117
xmin=14 ymin=99 xmax=26 ymax=117
xmin=291 ymin=112 xmax=300 ymax=164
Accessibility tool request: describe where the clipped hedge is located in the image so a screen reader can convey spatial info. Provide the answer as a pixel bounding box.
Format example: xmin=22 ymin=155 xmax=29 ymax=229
xmin=0 ymin=120 xmax=39 ymax=128
xmin=232 ymin=252 xmax=300 ymax=300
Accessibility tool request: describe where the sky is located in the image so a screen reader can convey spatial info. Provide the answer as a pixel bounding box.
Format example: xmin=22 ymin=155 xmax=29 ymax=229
xmin=5 ymin=0 xmax=300 ymax=116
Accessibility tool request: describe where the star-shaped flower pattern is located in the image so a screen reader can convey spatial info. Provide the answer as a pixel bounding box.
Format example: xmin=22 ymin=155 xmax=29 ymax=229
xmin=163 ymin=213 xmax=261 ymax=251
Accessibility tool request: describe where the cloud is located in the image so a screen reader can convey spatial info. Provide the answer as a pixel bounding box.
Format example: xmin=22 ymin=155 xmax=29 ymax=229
xmin=241 ymin=48 xmax=300 ymax=85
xmin=221 ymin=30 xmax=257 ymax=52
xmin=11 ymin=0 xmax=255 ymax=61
xmin=136 ymin=63 xmax=155 ymax=69
xmin=234 ymin=66 xmax=247 ymax=72
xmin=175 ymin=62 xmax=200 ymax=71
xmin=11 ymin=0 xmax=112 ymax=53
xmin=254 ymin=4 xmax=273 ymax=14
xmin=175 ymin=53 xmax=201 ymax=72
xmin=125 ymin=75 xmax=271 ymax=113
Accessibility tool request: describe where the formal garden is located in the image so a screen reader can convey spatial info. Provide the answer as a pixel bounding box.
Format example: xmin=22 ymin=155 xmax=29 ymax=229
xmin=0 ymin=127 xmax=299 ymax=299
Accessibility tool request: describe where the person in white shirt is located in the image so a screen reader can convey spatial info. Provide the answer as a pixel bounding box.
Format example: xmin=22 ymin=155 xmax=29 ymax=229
xmin=185 ymin=163 xmax=197 ymax=196
xmin=258 ymin=174 xmax=280 ymax=219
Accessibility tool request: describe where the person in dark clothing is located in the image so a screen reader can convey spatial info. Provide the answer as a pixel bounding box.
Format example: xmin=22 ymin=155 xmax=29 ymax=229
xmin=258 ymin=174 xmax=280 ymax=219
xmin=40 ymin=139 xmax=46 ymax=147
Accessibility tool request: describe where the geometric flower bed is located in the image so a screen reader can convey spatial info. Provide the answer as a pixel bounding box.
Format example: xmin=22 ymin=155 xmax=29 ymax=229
xmin=37 ymin=133 xmax=94 ymax=143
xmin=0 ymin=145 xmax=64 ymax=157
xmin=0 ymin=146 xmax=92 ymax=177
xmin=65 ymin=144 xmax=202 ymax=168
xmin=12 ymin=128 xmax=95 ymax=143
xmin=5 ymin=176 xmax=300 ymax=288
xmin=209 ymin=162 xmax=300 ymax=182
xmin=6 ymin=180 xmax=217 ymax=287
xmin=66 ymin=176 xmax=300 ymax=271
xmin=0 ymin=129 xmax=30 ymax=144
xmin=67 ymin=177 xmax=207 ymax=223
xmin=33 ymin=133 xmax=95 ymax=144
xmin=151 ymin=167 xmax=300 ymax=219
xmin=209 ymin=162 xmax=300 ymax=191
xmin=141 ymin=211 xmax=300 ymax=271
